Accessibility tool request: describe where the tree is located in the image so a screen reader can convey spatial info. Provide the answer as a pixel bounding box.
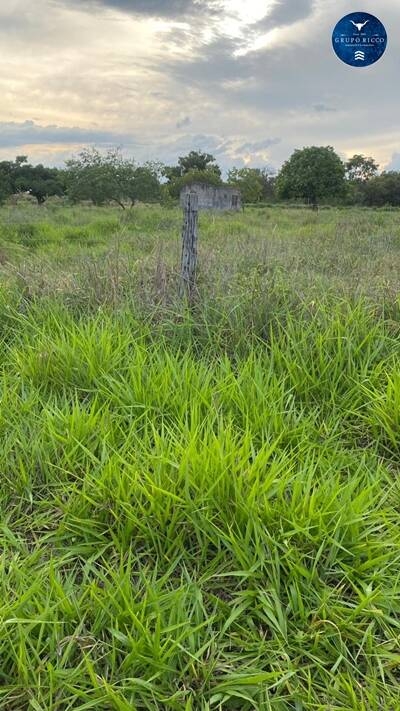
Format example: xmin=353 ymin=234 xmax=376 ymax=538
xmin=162 ymin=151 xmax=222 ymax=200
xmin=65 ymin=147 xmax=134 ymax=208
xmin=0 ymin=156 xmax=39 ymax=203
xmin=178 ymin=151 xmax=221 ymax=178
xmin=65 ymin=148 xmax=162 ymax=208
xmin=14 ymin=163 xmax=64 ymax=204
xmin=227 ymin=167 xmax=277 ymax=204
xmin=227 ymin=167 xmax=265 ymax=203
xmin=162 ymin=165 xmax=182 ymax=184
xmin=259 ymin=168 xmax=277 ymax=202
xmin=127 ymin=165 xmax=161 ymax=206
xmin=276 ymin=146 xmax=346 ymax=208
xmin=167 ymin=168 xmax=222 ymax=200
xmin=346 ymin=154 xmax=379 ymax=182
xmin=0 ymin=164 xmax=13 ymax=203
xmin=345 ymin=155 xmax=379 ymax=206
xmin=361 ymin=172 xmax=400 ymax=207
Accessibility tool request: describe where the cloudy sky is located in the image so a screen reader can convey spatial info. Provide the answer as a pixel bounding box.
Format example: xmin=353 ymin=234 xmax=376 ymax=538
xmin=1 ymin=0 xmax=399 ymax=173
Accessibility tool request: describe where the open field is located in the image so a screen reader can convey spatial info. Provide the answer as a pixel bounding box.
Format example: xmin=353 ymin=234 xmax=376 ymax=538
xmin=0 ymin=205 xmax=400 ymax=709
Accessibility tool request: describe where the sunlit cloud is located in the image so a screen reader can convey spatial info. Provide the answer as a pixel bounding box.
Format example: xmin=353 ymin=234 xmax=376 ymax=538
xmin=0 ymin=0 xmax=399 ymax=171
xmin=218 ymin=0 xmax=275 ymax=37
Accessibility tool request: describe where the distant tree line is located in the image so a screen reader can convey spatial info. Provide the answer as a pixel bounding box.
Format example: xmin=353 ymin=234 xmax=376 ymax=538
xmin=275 ymin=148 xmax=396 ymax=208
xmin=0 ymin=156 xmax=64 ymax=205
xmin=1 ymin=145 xmax=399 ymax=208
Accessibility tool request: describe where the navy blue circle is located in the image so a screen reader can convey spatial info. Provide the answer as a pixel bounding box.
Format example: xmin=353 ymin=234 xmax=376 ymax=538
xmin=332 ymin=12 xmax=387 ymax=67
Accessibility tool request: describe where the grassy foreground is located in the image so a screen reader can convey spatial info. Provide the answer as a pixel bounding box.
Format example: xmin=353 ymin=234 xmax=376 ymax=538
xmin=0 ymin=205 xmax=399 ymax=709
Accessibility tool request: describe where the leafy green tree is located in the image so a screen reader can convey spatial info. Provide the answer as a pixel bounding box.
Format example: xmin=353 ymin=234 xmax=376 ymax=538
xmin=162 ymin=152 xmax=222 ymax=200
xmin=361 ymin=172 xmax=400 ymax=207
xmin=65 ymin=147 xmax=133 ymax=208
xmin=0 ymin=166 xmax=13 ymax=203
xmin=276 ymin=146 xmax=346 ymax=208
xmin=178 ymin=151 xmax=221 ymax=177
xmin=259 ymin=168 xmax=277 ymax=202
xmin=0 ymin=156 xmax=36 ymax=203
xmin=227 ymin=168 xmax=264 ymax=203
xmin=346 ymin=154 xmax=379 ymax=182
xmin=142 ymin=160 xmax=164 ymax=181
xmin=345 ymin=154 xmax=380 ymax=205
xmin=14 ymin=163 xmax=64 ymax=204
xmin=127 ymin=166 xmax=161 ymax=206
xmin=167 ymin=169 xmax=222 ymax=200
xmin=65 ymin=148 xmax=161 ymax=208
xmin=162 ymin=165 xmax=182 ymax=184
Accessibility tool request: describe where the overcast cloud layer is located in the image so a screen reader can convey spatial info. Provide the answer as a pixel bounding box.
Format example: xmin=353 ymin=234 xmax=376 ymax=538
xmin=1 ymin=0 xmax=399 ymax=172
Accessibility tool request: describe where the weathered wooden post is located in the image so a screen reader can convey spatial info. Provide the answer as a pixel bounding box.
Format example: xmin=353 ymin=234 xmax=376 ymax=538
xmin=180 ymin=192 xmax=199 ymax=300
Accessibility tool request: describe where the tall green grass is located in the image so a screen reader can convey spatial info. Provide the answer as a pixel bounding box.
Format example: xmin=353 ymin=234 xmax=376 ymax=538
xmin=0 ymin=205 xmax=399 ymax=709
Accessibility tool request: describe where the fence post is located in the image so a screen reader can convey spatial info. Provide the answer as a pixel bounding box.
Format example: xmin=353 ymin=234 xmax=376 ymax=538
xmin=180 ymin=192 xmax=199 ymax=300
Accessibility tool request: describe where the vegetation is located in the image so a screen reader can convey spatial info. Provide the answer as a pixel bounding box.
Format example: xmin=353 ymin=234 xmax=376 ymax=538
xmin=345 ymin=154 xmax=379 ymax=182
xmin=177 ymin=150 xmax=222 ymax=177
xmin=2 ymin=145 xmax=400 ymax=208
xmin=227 ymin=167 xmax=276 ymax=204
xmin=165 ymin=168 xmax=223 ymax=200
xmin=0 ymin=156 xmax=64 ymax=205
xmin=162 ymin=150 xmax=224 ymax=200
xmin=276 ymin=146 xmax=347 ymax=209
xmin=0 ymin=203 xmax=399 ymax=709
xmin=361 ymin=172 xmax=400 ymax=208
xmin=65 ymin=148 xmax=161 ymax=208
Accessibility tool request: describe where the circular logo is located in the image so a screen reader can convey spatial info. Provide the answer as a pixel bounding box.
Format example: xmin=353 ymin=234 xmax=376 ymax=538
xmin=332 ymin=12 xmax=387 ymax=67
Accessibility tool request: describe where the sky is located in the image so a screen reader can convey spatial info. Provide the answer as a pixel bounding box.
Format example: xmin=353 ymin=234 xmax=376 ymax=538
xmin=1 ymin=0 xmax=400 ymax=174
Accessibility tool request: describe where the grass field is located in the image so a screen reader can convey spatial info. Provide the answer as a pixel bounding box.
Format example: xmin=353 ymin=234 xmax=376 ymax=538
xmin=0 ymin=204 xmax=400 ymax=709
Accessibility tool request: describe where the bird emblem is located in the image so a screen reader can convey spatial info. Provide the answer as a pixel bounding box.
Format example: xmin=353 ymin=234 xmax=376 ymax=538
xmin=350 ymin=20 xmax=369 ymax=31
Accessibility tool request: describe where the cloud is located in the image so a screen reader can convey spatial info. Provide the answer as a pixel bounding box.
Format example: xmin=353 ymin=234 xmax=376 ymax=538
xmin=0 ymin=122 xmax=280 ymax=173
xmin=176 ymin=116 xmax=191 ymax=129
xmin=0 ymin=120 xmax=137 ymax=148
xmin=236 ymin=138 xmax=281 ymax=152
xmin=162 ymin=35 xmax=255 ymax=87
xmin=313 ymin=104 xmax=337 ymax=113
xmin=56 ymin=0 xmax=221 ymax=18
xmin=1 ymin=0 xmax=400 ymax=174
xmin=385 ymin=153 xmax=400 ymax=172
xmin=256 ymin=0 xmax=315 ymax=29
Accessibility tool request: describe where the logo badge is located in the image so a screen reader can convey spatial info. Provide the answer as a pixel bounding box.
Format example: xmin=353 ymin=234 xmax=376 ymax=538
xmin=332 ymin=12 xmax=387 ymax=67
